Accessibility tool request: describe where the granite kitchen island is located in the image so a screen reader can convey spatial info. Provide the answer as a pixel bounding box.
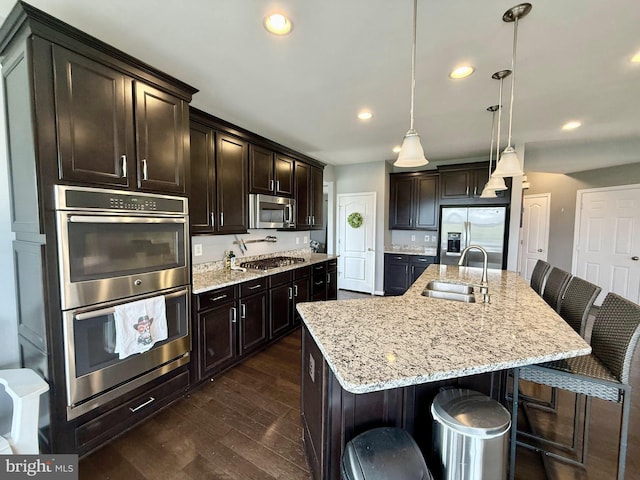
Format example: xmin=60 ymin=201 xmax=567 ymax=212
xmin=297 ymin=264 xmax=591 ymax=480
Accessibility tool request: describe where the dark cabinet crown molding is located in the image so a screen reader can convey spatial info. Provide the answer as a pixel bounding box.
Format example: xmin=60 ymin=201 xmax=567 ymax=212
xmin=0 ymin=1 xmax=198 ymax=100
xmin=190 ymin=107 xmax=325 ymax=169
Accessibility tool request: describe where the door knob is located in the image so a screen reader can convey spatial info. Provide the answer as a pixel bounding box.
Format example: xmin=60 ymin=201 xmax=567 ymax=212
xmin=367 ymin=248 xmax=374 ymax=252
xmin=632 ymin=256 xmax=639 ymax=261
xmin=537 ymin=249 xmax=543 ymax=253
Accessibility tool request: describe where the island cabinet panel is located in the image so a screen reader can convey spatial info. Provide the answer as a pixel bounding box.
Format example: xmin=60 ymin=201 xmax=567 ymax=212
xmin=384 ymin=254 xmax=437 ymax=295
xmin=301 ymin=326 xmax=501 ymax=480
xmin=389 ymin=172 xmax=439 ymax=230
xmin=326 ymin=259 xmax=338 ymax=300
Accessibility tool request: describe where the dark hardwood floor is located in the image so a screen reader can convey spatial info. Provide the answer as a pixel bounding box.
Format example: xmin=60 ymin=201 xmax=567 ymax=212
xmin=79 ymin=292 xmax=640 ymax=480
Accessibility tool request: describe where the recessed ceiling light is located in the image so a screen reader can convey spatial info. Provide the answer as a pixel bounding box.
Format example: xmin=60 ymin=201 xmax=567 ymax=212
xmin=357 ymin=111 xmax=373 ymax=121
xmin=392 ymin=146 xmax=402 ymax=153
xmin=449 ymin=65 xmax=475 ymax=79
xmin=264 ymin=13 xmax=293 ymax=35
xmin=632 ymin=51 xmax=640 ymax=63
xmin=562 ymin=121 xmax=582 ymax=131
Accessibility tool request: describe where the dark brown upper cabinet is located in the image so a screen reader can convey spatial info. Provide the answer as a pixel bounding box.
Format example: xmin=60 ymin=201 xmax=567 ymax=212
xmin=189 ymin=112 xmax=248 ymax=235
xmin=134 ymin=82 xmax=187 ymax=193
xmin=53 ymin=46 xmax=189 ymax=194
xmin=249 ymin=145 xmax=294 ymax=197
xmin=389 ymin=171 xmax=439 ymax=230
xmin=439 ymin=162 xmax=510 ymax=205
xmin=295 ymin=162 xmax=324 ymax=229
xmin=53 ymin=45 xmax=134 ymax=187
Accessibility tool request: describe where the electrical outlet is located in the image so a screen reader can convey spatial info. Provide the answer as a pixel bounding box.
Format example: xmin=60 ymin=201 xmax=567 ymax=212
xmin=296 ymin=237 xmax=300 ymax=245
xmin=303 ymin=236 xmax=308 ymax=244
xmin=424 ymin=235 xmax=429 ymax=242
xmin=193 ymin=244 xmax=203 ymax=256
xmin=411 ymin=234 xmax=416 ymax=242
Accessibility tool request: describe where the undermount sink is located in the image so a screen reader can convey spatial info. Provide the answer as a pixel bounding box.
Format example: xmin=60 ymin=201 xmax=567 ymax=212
xmin=422 ymin=281 xmax=476 ymax=303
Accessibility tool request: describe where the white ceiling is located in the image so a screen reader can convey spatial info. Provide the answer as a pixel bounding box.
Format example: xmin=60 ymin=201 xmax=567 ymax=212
xmin=1 ymin=0 xmax=639 ymax=174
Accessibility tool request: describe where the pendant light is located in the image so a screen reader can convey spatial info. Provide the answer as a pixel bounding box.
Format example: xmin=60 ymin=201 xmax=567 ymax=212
xmin=493 ymin=3 xmax=532 ymax=178
xmin=485 ymin=70 xmax=511 ymax=192
xmin=480 ymin=106 xmax=499 ymax=198
xmin=394 ymin=0 xmax=428 ymax=167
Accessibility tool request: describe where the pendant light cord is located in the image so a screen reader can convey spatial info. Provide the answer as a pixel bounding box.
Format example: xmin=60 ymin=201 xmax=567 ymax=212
xmin=497 ymin=76 xmax=504 ymax=162
xmin=506 ymin=16 xmax=519 ymax=148
xmin=409 ymin=0 xmax=417 ymax=131
xmin=488 ymin=110 xmax=496 ymax=173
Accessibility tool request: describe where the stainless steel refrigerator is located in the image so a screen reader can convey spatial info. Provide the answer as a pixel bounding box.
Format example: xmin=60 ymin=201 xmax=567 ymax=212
xmin=440 ymin=206 xmax=507 ymax=269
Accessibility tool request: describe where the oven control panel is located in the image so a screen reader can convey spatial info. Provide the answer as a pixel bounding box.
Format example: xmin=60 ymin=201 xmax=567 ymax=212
xmin=56 ymin=186 xmax=187 ymax=214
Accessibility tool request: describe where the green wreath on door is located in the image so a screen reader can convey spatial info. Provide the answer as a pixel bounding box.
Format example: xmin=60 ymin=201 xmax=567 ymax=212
xmin=347 ymin=212 xmax=363 ymax=228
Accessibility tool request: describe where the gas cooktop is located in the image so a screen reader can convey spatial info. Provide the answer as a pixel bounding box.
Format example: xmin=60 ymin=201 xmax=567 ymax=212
xmin=239 ymin=256 xmax=306 ymax=271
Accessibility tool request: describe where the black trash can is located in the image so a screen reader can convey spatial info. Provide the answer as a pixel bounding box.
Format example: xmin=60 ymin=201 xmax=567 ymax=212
xmin=341 ymin=427 xmax=434 ymax=480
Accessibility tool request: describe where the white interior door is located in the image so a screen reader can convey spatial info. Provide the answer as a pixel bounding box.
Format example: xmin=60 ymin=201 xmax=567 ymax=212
xmin=337 ymin=193 xmax=375 ymax=294
xmin=573 ymin=184 xmax=640 ymax=304
xmin=519 ymin=193 xmax=550 ymax=281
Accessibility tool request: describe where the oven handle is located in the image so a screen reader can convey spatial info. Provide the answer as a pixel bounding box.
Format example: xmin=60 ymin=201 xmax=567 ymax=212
xmin=68 ymin=215 xmax=186 ymax=224
xmin=74 ymin=288 xmax=188 ymax=321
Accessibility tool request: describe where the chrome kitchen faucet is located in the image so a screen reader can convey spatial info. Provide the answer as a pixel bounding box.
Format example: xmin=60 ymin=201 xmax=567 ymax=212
xmin=458 ymin=245 xmax=491 ymax=303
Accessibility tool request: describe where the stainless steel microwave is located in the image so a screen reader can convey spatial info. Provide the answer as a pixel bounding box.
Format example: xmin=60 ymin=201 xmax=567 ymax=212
xmin=249 ymin=194 xmax=296 ymax=229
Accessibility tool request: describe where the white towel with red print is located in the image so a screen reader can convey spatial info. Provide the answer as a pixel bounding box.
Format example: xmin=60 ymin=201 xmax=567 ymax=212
xmin=113 ymin=296 xmax=168 ymax=359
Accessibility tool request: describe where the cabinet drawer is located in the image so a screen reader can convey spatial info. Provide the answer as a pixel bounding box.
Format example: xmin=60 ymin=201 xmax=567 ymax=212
xmin=294 ymin=265 xmax=311 ymax=279
xmin=386 ymin=254 xmax=409 ymax=262
xmin=327 ymin=259 xmax=337 ymax=270
xmin=76 ymin=370 xmax=189 ymax=451
xmin=197 ymin=285 xmax=237 ymax=311
xmin=240 ymin=278 xmax=267 ymax=297
xmin=269 ymin=270 xmax=293 ymax=288
xmin=410 ymin=256 xmax=436 ymax=265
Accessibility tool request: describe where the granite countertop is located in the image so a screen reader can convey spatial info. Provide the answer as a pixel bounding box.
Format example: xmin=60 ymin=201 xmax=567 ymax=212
xmin=384 ymin=246 xmax=438 ymax=256
xmin=297 ymin=264 xmax=591 ymax=394
xmin=192 ymin=253 xmax=338 ymax=294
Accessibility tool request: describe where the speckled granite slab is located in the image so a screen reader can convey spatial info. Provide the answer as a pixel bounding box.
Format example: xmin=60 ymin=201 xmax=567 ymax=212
xmin=297 ymin=264 xmax=592 ymax=394
xmin=192 ymin=253 xmax=338 ymax=294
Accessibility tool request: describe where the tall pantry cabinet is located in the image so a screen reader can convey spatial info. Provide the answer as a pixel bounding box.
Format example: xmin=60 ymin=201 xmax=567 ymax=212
xmin=0 ymin=2 xmax=197 ymax=455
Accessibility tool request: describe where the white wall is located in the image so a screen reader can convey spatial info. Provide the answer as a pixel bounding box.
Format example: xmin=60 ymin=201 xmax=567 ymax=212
xmin=192 ymin=229 xmax=311 ymax=265
xmin=335 ymin=161 xmax=388 ymax=294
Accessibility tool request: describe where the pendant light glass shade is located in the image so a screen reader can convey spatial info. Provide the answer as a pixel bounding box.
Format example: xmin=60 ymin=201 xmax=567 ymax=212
xmin=486 ymin=174 xmax=507 ymax=191
xmin=394 ymin=0 xmax=428 ymax=167
xmin=396 ymin=129 xmax=427 ymax=167
xmin=494 ymin=3 xmax=531 ymax=178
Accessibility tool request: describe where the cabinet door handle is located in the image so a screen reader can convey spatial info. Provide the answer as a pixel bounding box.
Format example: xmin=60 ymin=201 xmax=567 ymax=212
xmin=314 ymin=266 xmax=323 ymax=271
xmin=142 ymin=159 xmax=148 ymax=181
xmin=220 ymin=212 xmax=224 ymax=227
xmin=210 ymin=294 xmax=227 ymax=302
xmin=210 ymin=212 xmax=215 ymax=227
xmin=230 ymin=306 xmax=237 ymax=323
xmin=466 ymin=185 xmax=469 ymax=196
xmin=294 ymin=284 xmax=298 ymax=297
xmin=312 ymin=215 xmax=315 ymax=224
xmin=314 ymin=281 xmax=324 ymax=286
xmin=288 ymin=287 xmax=293 ymax=300
xmin=276 ymin=180 xmax=281 ymax=192
xmin=270 ymin=179 xmax=274 ymax=191
xmin=121 ymin=155 xmax=127 ymax=178
xmin=394 ymin=256 xmax=403 ymax=260
xmin=474 ymin=186 xmax=477 ymax=196
xmin=241 ymin=303 xmax=246 ymax=319
xmin=248 ymin=284 xmax=262 ymax=290
xmin=327 ymin=273 xmax=330 ymax=284
xmin=411 ymin=265 xmax=415 ymax=276
xmin=129 ymin=396 xmax=155 ymax=413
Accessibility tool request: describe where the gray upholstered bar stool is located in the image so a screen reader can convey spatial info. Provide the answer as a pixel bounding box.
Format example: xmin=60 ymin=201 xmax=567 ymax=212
xmin=509 ymin=293 xmax=640 ymax=480
xmin=541 ymin=267 xmax=572 ymax=312
xmin=529 ymin=260 xmax=551 ymax=295
xmin=341 ymin=427 xmax=433 ymax=480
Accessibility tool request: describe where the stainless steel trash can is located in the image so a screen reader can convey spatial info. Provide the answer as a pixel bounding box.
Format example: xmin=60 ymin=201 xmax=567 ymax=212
xmin=431 ymin=388 xmax=511 ymax=480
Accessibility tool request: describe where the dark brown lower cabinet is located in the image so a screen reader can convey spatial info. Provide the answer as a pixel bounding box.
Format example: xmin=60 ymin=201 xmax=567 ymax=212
xmin=384 ymin=254 xmax=436 ymax=296
xmin=239 ymin=280 xmax=268 ymax=355
xmin=301 ymin=326 xmax=503 ymax=480
xmin=327 ymin=259 xmax=338 ymax=300
xmin=269 ymin=271 xmax=294 ymax=339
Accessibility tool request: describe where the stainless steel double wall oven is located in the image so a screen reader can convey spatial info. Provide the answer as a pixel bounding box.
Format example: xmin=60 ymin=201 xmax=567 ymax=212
xmin=54 ymin=186 xmax=191 ymax=419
